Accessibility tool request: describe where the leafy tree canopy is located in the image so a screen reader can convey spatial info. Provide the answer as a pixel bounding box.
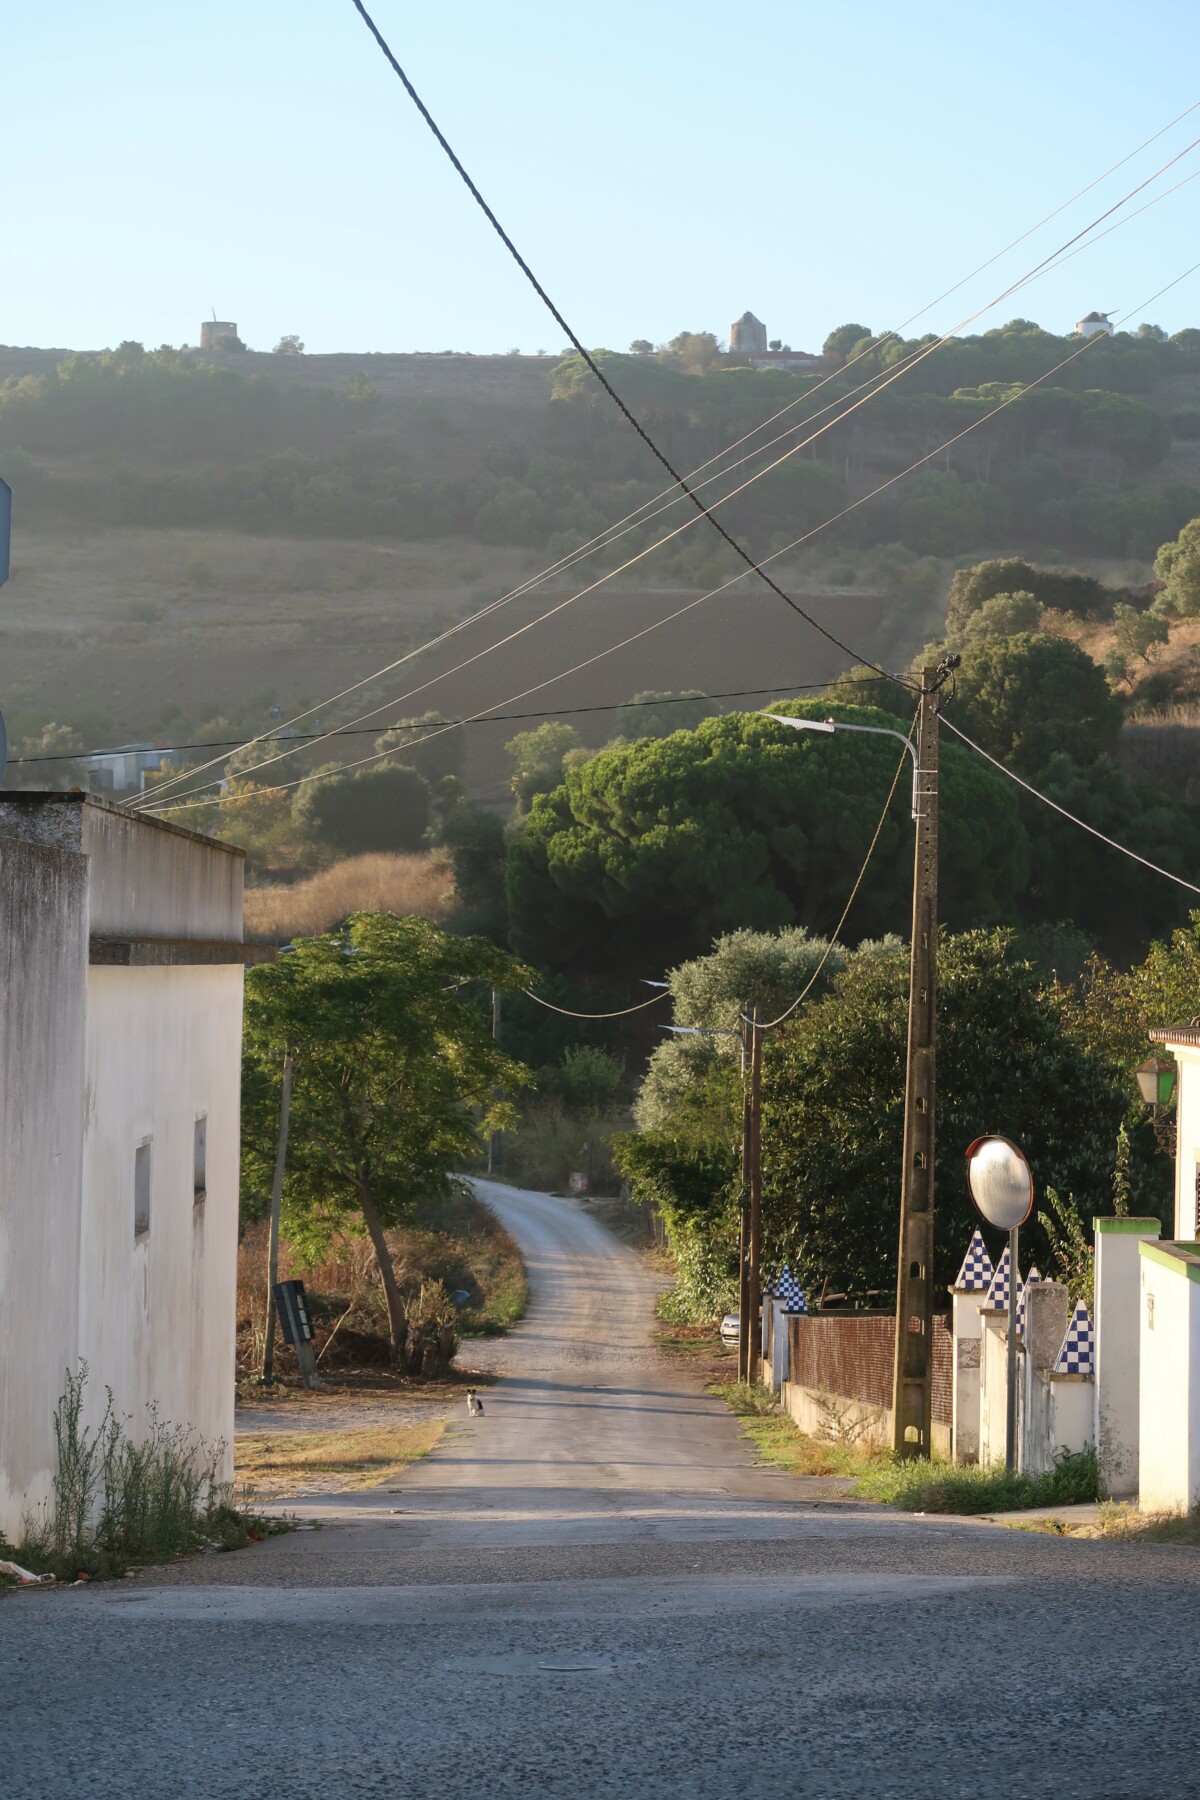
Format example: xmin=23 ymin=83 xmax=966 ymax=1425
xmin=948 ymin=633 xmax=1123 ymax=773
xmin=292 ymin=760 xmax=430 ymax=854
xmin=505 ymin=721 xmax=582 ymax=813
xmin=613 ymin=689 xmax=717 ymax=740
xmin=241 ymin=914 xmax=532 ymax=1361
xmin=1154 ymin=515 xmax=1200 ymax=616
xmin=760 ymin=929 xmax=1164 ymax=1297
xmin=507 ymin=703 xmax=1029 ymax=976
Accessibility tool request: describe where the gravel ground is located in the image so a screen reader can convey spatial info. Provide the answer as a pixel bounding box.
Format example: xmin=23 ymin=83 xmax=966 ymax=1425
xmin=2 ymin=1178 xmax=1195 ymax=1800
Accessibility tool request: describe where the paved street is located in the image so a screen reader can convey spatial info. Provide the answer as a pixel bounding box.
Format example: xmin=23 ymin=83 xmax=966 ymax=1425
xmin=3 ymin=1180 xmax=1198 ymax=1799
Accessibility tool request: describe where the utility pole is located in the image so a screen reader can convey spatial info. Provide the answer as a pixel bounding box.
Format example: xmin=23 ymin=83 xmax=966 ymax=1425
xmin=261 ymin=1048 xmax=294 ymax=1382
xmin=487 ymin=989 xmax=501 ymax=1176
xmin=747 ymin=1005 xmax=764 ymax=1386
xmin=737 ymin=1016 xmax=752 ymax=1383
xmin=890 ymin=663 xmax=953 ymax=1457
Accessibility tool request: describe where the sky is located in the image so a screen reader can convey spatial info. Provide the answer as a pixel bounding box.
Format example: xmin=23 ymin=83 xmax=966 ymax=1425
xmin=4 ymin=0 xmax=1200 ymax=357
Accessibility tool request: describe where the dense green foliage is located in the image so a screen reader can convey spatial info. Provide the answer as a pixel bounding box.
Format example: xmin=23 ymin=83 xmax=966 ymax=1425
xmin=291 ymin=760 xmax=430 ymax=855
xmin=619 ymin=926 xmax=1174 ymax=1319
xmin=241 ymin=914 xmax=531 ymax=1361
xmin=950 ymin=634 xmax=1123 ymax=772
xmin=4 ymin=326 xmax=1200 ymax=562
xmin=508 ymin=702 xmax=1028 ymax=975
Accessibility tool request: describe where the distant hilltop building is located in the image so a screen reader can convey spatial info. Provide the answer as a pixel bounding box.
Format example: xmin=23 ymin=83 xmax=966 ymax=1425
xmin=1076 ymin=310 xmax=1114 ymax=339
xmin=729 ymin=310 xmax=819 ymax=371
xmin=199 ymin=318 xmax=240 ymax=351
xmin=729 ymin=310 xmax=768 ymax=356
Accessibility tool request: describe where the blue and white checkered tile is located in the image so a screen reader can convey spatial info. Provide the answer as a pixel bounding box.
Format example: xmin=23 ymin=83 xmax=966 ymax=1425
xmin=955 ymin=1229 xmax=994 ymax=1292
xmin=982 ymin=1245 xmax=1019 ymax=1312
xmin=778 ymin=1269 xmax=807 ymax=1314
xmin=1054 ymin=1299 xmax=1095 ymax=1376
xmin=768 ymin=1266 xmax=792 ymax=1302
xmin=1015 ymin=1265 xmax=1041 ymax=1338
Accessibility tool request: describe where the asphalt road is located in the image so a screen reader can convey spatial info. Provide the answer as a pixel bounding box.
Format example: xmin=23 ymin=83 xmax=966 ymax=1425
xmin=3 ymin=1180 xmax=1198 ymax=1800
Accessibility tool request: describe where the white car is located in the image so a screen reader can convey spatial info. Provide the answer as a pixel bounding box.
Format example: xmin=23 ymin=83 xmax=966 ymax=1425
xmin=719 ymin=1312 xmax=740 ymax=1346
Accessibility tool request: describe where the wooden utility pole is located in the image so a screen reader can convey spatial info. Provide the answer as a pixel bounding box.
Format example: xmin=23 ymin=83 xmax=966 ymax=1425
xmin=747 ymin=1006 xmax=764 ymax=1385
xmin=261 ymin=1049 xmax=294 ymax=1382
xmin=891 ymin=669 xmax=941 ymax=1457
xmin=487 ymin=989 xmax=502 ymax=1176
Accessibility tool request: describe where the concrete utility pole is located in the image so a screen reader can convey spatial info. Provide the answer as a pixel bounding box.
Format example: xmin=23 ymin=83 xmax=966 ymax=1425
xmin=261 ymin=1048 xmax=295 ymax=1381
xmin=736 ymin=1018 xmax=751 ymax=1382
xmin=747 ymin=1005 xmax=764 ymax=1385
xmin=487 ymin=989 xmax=501 ymax=1176
xmin=891 ymin=667 xmax=944 ymax=1457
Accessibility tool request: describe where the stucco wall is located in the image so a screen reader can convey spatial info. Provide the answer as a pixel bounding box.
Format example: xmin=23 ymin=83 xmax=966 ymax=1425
xmin=951 ymin=1288 xmax=985 ymax=1464
xmin=1095 ymin=1218 xmax=1161 ymax=1498
xmin=1171 ymin=1045 xmax=1200 ymax=1241
xmin=79 ymin=967 xmax=242 ymax=1479
xmin=1139 ymin=1242 xmax=1200 ymax=1512
xmin=0 ymin=834 xmax=89 ymax=1537
xmin=0 ymin=793 xmax=242 ymax=940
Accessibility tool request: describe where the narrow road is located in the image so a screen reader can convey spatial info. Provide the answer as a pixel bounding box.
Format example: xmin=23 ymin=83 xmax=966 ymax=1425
xmin=3 ymin=1181 xmax=1200 ymax=1800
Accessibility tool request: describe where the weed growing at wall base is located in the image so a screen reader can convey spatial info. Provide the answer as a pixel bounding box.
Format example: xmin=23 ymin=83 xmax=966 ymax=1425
xmin=8 ymin=1365 xmax=289 ymax=1582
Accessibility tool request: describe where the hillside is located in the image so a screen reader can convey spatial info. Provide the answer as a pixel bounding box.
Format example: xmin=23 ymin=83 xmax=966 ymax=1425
xmin=4 ymin=321 xmax=1200 ymax=802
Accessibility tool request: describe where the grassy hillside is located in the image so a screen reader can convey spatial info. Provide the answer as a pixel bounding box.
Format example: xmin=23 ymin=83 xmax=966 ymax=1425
xmin=3 ymin=323 xmax=1200 ymax=802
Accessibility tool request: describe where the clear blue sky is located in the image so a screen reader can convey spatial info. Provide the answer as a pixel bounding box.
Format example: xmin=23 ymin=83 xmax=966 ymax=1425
xmin=5 ymin=0 xmax=1199 ymax=356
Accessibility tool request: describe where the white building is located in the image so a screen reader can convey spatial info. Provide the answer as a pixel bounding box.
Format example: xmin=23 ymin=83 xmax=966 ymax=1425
xmin=79 ymin=743 xmax=179 ymax=796
xmin=1076 ymin=310 xmax=1115 ymax=339
xmin=0 ymin=793 xmax=269 ymax=1540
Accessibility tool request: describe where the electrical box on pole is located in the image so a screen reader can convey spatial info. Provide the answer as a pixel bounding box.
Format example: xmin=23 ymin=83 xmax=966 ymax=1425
xmin=891 ymin=667 xmax=941 ymax=1456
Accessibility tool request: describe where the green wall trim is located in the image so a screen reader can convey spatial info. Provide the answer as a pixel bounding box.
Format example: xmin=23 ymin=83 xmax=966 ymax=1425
xmin=1139 ymin=1239 xmax=1200 ymax=1285
xmin=1094 ymin=1217 xmax=1162 ymax=1235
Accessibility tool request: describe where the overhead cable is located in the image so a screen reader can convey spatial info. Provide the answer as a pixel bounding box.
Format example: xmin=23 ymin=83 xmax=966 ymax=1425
xmin=940 ymin=716 xmax=1200 ymax=900
xmin=140 ymin=106 xmax=1200 ymax=811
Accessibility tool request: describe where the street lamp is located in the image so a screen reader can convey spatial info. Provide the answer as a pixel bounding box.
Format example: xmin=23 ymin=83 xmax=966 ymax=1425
xmin=764 ymin=713 xmax=922 ymax=819
xmin=1136 ymin=1054 xmax=1177 ymax=1156
xmin=766 ymin=684 xmax=949 ymax=1457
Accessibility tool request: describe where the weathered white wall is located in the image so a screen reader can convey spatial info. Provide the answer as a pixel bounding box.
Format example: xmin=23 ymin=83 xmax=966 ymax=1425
xmin=1168 ymin=1043 xmax=1200 ymax=1241
xmin=978 ymin=1310 xmax=1010 ymax=1468
xmin=1095 ymin=1218 xmax=1161 ymax=1498
xmin=779 ymin=1383 xmax=951 ymax=1458
xmin=1019 ymin=1283 xmax=1070 ymax=1476
xmin=951 ymin=1288 xmax=985 ymax=1464
xmin=1138 ymin=1241 xmax=1200 ymax=1512
xmin=0 ymin=796 xmax=245 ymax=1539
xmin=79 ymin=967 xmax=243 ymax=1480
xmin=0 ymin=836 xmax=89 ymax=1538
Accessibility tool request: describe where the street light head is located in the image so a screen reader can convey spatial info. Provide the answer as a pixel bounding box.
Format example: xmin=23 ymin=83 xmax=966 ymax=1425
xmin=766 ymin=712 xmax=837 ymax=734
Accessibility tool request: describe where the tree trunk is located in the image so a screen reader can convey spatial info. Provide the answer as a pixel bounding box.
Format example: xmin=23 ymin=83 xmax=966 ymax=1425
xmin=357 ymin=1181 xmax=407 ymax=1368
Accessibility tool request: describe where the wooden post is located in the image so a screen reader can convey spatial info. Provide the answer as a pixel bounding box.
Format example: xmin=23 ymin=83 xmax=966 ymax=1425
xmin=487 ymin=988 xmax=501 ymax=1177
xmin=891 ymin=671 xmax=939 ymax=1457
xmin=747 ymin=1006 xmax=764 ymax=1386
xmin=261 ymin=1048 xmax=294 ymax=1382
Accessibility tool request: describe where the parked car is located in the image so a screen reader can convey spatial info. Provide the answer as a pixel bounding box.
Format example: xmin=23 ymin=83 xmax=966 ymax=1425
xmin=720 ymin=1312 xmax=740 ymax=1346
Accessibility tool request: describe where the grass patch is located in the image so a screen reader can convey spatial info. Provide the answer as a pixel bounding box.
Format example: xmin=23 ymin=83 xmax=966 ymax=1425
xmin=711 ymin=1381 xmax=1099 ymax=1511
xmin=1018 ymin=1501 xmax=1200 ymax=1542
xmin=244 ymin=852 xmax=453 ymax=943
xmin=711 ymin=1382 xmax=876 ymax=1479
xmin=6 ymin=1366 xmax=292 ymax=1585
xmin=854 ymin=1447 xmax=1098 ymax=1514
xmin=235 ymin=1421 xmax=445 ymax=1498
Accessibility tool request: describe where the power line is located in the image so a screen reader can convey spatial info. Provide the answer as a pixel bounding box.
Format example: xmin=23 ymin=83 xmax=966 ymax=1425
xmin=141 ymin=293 xmax=1156 ymax=816
xmin=346 ymin=0 xmax=912 ymax=685
xmin=14 ymin=679 xmax=871 ymax=766
xmin=141 ymin=125 xmax=1200 ymax=816
xmin=940 ymin=716 xmax=1200 ymax=900
xmin=750 ymin=716 xmax=919 ymax=1032
xmin=520 ymin=988 xmax=671 ymax=1020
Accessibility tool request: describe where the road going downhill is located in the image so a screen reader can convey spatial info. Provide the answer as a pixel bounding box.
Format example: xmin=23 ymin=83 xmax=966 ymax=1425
xmin=4 ymin=1181 xmax=1200 ymax=1800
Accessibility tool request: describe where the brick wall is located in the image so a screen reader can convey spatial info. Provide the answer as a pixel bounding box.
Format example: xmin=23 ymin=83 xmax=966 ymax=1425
xmin=786 ymin=1312 xmax=952 ymax=1426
